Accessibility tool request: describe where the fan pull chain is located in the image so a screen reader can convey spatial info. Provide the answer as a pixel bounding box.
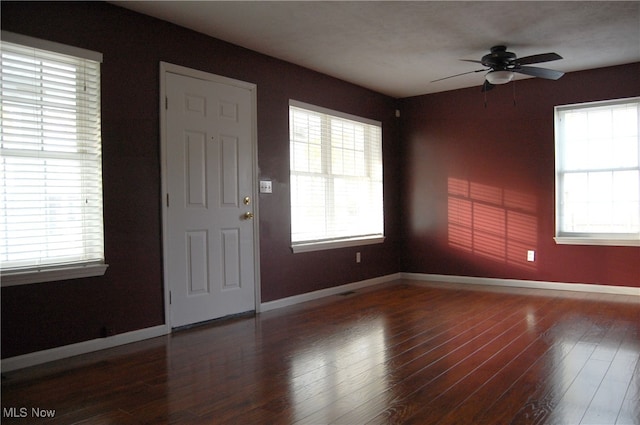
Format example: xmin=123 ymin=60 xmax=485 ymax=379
xmin=512 ymin=80 xmax=517 ymax=107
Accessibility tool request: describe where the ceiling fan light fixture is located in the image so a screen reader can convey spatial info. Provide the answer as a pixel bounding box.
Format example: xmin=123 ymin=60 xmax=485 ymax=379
xmin=485 ymin=70 xmax=514 ymax=85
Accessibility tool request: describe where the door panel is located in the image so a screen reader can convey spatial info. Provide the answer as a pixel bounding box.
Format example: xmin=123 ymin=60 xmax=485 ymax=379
xmin=222 ymin=228 xmax=240 ymax=288
xmin=165 ymin=70 xmax=256 ymax=328
xmin=221 ymin=135 xmax=239 ymax=206
xmin=186 ymin=230 xmax=209 ymax=295
xmin=185 ymin=132 xmax=207 ymax=208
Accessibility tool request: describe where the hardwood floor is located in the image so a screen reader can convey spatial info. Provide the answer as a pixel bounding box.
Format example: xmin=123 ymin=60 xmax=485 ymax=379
xmin=2 ymin=279 xmax=639 ymax=424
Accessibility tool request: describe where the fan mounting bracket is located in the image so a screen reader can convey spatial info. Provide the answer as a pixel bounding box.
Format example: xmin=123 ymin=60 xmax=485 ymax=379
xmin=481 ymin=45 xmax=516 ymax=69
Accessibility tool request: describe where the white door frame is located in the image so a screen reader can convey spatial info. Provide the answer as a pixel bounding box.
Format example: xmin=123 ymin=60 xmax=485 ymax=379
xmin=159 ymin=61 xmax=261 ymax=329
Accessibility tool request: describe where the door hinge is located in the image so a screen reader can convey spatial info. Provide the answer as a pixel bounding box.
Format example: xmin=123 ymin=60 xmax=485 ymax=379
xmin=166 ymin=193 xmax=169 ymax=207
xmin=169 ymin=291 xmax=172 ymax=305
xmin=165 ymin=96 xmax=168 ymax=110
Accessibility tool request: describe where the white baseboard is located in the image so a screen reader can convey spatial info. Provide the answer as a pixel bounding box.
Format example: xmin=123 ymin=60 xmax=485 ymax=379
xmin=4 ymin=272 xmax=636 ymax=373
xmin=1 ymin=324 xmax=169 ymax=373
xmin=402 ymin=273 xmax=640 ymax=297
xmin=1 ymin=274 xmax=402 ymax=373
xmin=260 ymin=272 xmax=402 ymax=312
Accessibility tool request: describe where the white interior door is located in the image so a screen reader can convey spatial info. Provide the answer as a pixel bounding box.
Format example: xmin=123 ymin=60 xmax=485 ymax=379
xmin=162 ymin=65 xmax=257 ymax=328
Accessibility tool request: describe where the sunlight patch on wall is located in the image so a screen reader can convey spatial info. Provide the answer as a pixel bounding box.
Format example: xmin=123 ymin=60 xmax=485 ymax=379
xmin=448 ymin=177 xmax=538 ymax=271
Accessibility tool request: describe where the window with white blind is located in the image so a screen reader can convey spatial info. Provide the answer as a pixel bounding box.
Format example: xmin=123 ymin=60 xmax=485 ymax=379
xmin=0 ymin=32 xmax=107 ymax=285
xmin=289 ymin=100 xmax=384 ymax=252
xmin=554 ymin=97 xmax=640 ymax=246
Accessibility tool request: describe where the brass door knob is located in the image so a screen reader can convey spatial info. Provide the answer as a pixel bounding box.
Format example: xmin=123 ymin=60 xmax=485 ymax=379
xmin=243 ymin=212 xmax=254 ymax=220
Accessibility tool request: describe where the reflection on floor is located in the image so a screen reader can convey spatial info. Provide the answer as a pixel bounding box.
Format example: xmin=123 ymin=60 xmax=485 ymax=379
xmin=1 ymin=280 xmax=638 ymax=424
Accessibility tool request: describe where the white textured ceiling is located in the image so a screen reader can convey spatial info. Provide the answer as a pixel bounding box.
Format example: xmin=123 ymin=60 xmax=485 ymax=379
xmin=111 ymin=1 xmax=640 ymax=98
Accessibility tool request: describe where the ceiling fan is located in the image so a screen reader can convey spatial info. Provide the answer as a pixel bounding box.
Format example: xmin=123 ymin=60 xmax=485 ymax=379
xmin=433 ymin=45 xmax=565 ymax=91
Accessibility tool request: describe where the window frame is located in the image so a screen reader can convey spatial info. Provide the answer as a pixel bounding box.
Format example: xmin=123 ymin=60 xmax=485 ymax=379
xmin=289 ymin=100 xmax=385 ymax=253
xmin=554 ymin=97 xmax=640 ymax=247
xmin=0 ymin=31 xmax=107 ymax=286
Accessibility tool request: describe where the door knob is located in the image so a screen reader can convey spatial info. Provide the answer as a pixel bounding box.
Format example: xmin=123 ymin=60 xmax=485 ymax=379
xmin=243 ymin=211 xmax=254 ymax=220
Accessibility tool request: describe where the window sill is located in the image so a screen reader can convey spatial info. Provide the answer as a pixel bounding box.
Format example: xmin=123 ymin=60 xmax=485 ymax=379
xmin=554 ymin=237 xmax=640 ymax=247
xmin=292 ymin=235 xmax=385 ymax=253
xmin=1 ymin=263 xmax=109 ymax=287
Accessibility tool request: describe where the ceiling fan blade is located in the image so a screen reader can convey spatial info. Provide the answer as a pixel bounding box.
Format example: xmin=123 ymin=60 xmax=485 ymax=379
xmin=514 ymin=66 xmax=564 ymax=80
xmin=481 ymin=80 xmax=495 ymax=92
xmin=431 ymin=68 xmax=486 ymax=83
xmin=516 ymin=52 xmax=562 ymax=65
xmin=460 ymin=59 xmax=483 ymax=64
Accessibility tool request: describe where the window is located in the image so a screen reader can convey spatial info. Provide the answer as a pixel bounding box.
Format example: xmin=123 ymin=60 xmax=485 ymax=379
xmin=0 ymin=32 xmax=107 ymax=285
xmin=554 ymin=97 xmax=640 ymax=246
xmin=289 ymin=100 xmax=384 ymax=252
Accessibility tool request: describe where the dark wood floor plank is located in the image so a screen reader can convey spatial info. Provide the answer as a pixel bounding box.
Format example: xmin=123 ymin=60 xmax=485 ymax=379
xmin=616 ymin=351 xmax=640 ymax=425
xmin=548 ymin=357 xmax=612 ymax=424
xmin=234 ymin=286 xmax=529 ymax=424
xmin=433 ymin=296 xmax=592 ymax=424
xmin=362 ymin=310 xmax=541 ymax=424
xmin=399 ymin=296 xmax=575 ymax=425
xmin=478 ymin=299 xmax=628 ymax=424
xmin=297 ymin=291 xmax=532 ymax=424
xmin=368 ymin=293 xmax=592 ymax=425
xmin=1 ymin=279 xmax=638 ymax=425
xmin=485 ymin=334 xmax=600 ymax=422
xmin=580 ymin=324 xmax=639 ymax=424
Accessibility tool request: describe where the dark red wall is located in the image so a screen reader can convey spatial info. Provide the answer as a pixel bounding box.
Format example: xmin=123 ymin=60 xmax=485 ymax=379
xmin=400 ymin=63 xmax=640 ymax=287
xmin=1 ymin=2 xmax=401 ymax=358
xmin=2 ymin=1 xmax=637 ymax=360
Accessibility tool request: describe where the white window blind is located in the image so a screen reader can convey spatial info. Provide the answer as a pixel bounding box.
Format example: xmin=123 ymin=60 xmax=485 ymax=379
xmin=555 ymin=97 xmax=640 ymax=246
xmin=289 ymin=100 xmax=384 ymax=252
xmin=0 ymin=32 xmax=106 ymax=280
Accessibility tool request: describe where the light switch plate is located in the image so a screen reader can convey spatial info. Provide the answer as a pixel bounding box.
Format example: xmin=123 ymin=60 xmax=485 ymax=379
xmin=259 ymin=180 xmax=272 ymax=194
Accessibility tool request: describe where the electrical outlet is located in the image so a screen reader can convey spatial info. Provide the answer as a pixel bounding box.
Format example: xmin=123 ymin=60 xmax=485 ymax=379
xmin=527 ymin=250 xmax=535 ymax=262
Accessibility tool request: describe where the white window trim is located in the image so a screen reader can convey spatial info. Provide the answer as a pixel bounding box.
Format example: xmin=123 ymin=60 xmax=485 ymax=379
xmin=554 ymin=97 xmax=640 ymax=247
xmin=290 ymin=100 xmax=381 ymax=127
xmin=554 ymin=236 xmax=639 ymax=247
xmin=292 ymin=235 xmax=385 ymax=253
xmin=0 ymin=32 xmax=107 ymax=286
xmin=1 ymin=263 xmax=109 ymax=287
xmin=289 ymin=100 xmax=384 ymax=253
xmin=1 ymin=31 xmax=103 ymax=62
